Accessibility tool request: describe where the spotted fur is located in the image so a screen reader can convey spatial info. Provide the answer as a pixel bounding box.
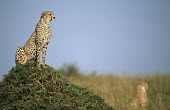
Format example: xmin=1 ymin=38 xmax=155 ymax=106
xmin=126 ymin=82 xmax=149 ymax=110
xmin=15 ymin=11 xmax=55 ymax=68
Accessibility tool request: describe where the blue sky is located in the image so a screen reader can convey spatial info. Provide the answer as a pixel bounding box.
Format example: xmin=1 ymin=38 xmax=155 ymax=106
xmin=0 ymin=0 xmax=170 ymax=77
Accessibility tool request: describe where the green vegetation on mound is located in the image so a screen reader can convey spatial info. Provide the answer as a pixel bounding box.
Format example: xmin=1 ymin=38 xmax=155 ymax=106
xmin=0 ymin=62 xmax=115 ymax=110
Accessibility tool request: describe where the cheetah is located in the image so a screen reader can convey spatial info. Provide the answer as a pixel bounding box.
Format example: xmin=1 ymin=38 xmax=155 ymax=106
xmin=126 ymin=82 xmax=149 ymax=110
xmin=15 ymin=11 xmax=55 ymax=68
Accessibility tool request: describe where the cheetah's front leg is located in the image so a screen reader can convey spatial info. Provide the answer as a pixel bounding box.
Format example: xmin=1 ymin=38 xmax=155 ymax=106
xmin=36 ymin=46 xmax=41 ymax=68
xmin=42 ymin=45 xmax=48 ymax=68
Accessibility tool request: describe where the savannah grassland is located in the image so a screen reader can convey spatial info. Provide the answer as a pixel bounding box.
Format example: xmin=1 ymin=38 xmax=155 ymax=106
xmin=67 ymin=74 xmax=170 ymax=110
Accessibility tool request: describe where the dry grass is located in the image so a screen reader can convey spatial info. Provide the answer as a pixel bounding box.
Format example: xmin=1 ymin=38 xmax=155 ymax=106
xmin=68 ymin=74 xmax=170 ymax=110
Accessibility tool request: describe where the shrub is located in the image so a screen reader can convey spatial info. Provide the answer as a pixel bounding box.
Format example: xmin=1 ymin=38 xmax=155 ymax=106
xmin=59 ymin=63 xmax=80 ymax=76
xmin=0 ymin=62 xmax=115 ymax=110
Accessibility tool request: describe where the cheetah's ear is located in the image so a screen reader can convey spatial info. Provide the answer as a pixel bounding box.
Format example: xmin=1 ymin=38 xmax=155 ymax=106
xmin=41 ymin=12 xmax=44 ymax=17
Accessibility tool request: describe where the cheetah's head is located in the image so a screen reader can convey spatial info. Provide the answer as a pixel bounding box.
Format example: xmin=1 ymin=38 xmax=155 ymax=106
xmin=41 ymin=11 xmax=55 ymax=24
xmin=137 ymin=82 xmax=148 ymax=93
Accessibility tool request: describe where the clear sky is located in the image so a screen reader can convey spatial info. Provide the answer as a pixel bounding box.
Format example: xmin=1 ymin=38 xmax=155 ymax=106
xmin=0 ymin=0 xmax=170 ymax=77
